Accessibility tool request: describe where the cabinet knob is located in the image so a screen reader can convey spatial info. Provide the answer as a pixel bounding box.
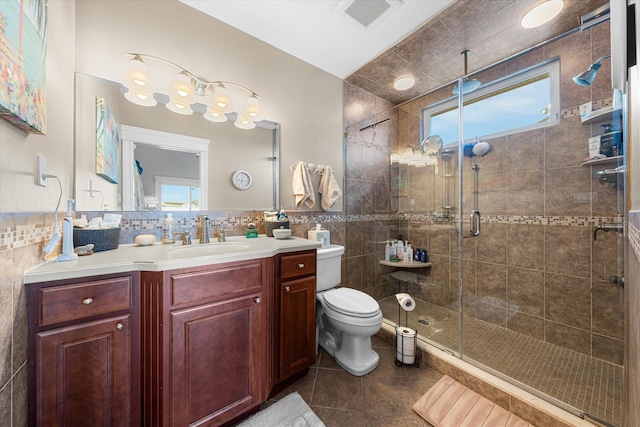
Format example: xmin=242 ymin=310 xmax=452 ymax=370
xmin=285 ymin=286 xmax=290 ymax=292
xmin=82 ymin=297 xmax=94 ymax=305
xmin=116 ymin=322 xmax=124 ymax=331
xmin=254 ymin=297 xmax=260 ymax=304
xmin=298 ymin=263 xmax=305 ymax=269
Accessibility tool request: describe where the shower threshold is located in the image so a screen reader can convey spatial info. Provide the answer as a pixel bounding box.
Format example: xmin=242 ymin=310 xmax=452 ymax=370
xmin=379 ymin=296 xmax=624 ymax=427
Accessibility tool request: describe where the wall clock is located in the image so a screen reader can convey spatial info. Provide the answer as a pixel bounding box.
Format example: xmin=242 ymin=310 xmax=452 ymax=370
xmin=232 ymin=170 xmax=252 ymax=190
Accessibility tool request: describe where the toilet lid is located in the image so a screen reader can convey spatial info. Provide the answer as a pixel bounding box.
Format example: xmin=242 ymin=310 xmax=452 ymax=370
xmin=323 ymin=288 xmax=380 ymax=317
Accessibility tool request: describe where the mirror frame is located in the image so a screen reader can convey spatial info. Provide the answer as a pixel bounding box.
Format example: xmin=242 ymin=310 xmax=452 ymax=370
xmin=121 ymin=125 xmax=210 ymax=211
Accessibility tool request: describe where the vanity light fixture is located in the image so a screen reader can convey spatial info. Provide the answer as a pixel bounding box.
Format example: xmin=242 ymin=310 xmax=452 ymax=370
xmin=521 ymin=0 xmax=564 ymax=29
xmin=121 ymin=54 xmax=265 ymax=129
xmin=393 ymin=76 xmax=415 ymax=91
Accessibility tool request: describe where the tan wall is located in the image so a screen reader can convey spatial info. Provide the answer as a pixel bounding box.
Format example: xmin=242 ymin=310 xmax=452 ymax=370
xmin=74 ymin=0 xmax=344 ymax=213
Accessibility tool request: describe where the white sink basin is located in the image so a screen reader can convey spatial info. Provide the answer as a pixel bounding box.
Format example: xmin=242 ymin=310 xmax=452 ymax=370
xmin=166 ymin=243 xmax=251 ymax=259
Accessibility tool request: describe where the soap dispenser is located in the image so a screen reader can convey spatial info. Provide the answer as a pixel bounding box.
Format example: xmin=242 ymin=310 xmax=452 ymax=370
xmin=56 ymin=199 xmax=78 ymax=262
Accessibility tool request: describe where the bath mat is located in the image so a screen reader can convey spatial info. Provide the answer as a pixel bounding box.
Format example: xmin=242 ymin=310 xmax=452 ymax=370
xmin=237 ymin=392 xmax=325 ymax=427
xmin=413 ymin=375 xmax=535 ymax=427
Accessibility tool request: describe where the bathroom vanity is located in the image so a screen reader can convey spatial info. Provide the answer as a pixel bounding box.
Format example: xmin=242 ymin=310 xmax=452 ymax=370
xmin=24 ymin=236 xmax=320 ymax=427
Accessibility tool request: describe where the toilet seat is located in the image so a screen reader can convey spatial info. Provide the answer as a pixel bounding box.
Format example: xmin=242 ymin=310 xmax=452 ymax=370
xmin=322 ymin=288 xmax=380 ymax=318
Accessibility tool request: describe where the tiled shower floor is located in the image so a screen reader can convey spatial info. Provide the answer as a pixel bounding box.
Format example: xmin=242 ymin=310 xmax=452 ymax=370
xmin=379 ymin=296 xmax=624 ymax=427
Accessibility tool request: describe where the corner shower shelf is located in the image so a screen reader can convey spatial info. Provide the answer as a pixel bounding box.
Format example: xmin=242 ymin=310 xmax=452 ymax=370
xmin=581 ymin=155 xmax=622 ymax=166
xmin=580 ymin=106 xmax=622 ymax=124
xmin=379 ymin=260 xmax=431 ymax=268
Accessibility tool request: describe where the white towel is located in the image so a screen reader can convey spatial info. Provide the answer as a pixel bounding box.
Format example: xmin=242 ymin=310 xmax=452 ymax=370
xmin=293 ymin=162 xmax=315 ymax=208
xmin=318 ymin=165 xmax=342 ymax=210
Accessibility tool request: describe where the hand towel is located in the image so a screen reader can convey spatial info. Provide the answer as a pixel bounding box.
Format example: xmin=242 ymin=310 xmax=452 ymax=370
xmin=318 ymin=165 xmax=342 ymax=210
xmin=293 ymin=162 xmax=315 ymax=208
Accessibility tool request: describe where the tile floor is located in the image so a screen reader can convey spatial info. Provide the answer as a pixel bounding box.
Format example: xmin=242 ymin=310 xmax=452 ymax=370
xmin=266 ymin=336 xmax=442 ymax=427
xmin=379 ymin=297 xmax=624 ymax=427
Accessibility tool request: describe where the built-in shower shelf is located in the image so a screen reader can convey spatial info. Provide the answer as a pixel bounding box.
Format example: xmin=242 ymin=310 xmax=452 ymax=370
xmin=580 ymin=106 xmax=622 ymax=124
xmin=379 ymin=260 xmax=431 ymax=268
xmin=581 ymin=155 xmax=622 ymax=166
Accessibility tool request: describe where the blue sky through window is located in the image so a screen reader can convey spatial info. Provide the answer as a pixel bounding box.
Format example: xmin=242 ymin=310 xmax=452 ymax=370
xmin=429 ymin=78 xmax=551 ymax=145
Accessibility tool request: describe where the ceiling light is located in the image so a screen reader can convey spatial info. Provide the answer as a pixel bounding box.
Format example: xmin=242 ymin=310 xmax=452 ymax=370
xmin=121 ymin=54 xmax=264 ymax=129
xmin=521 ymin=1 xmax=564 ymax=28
xmin=393 ymin=76 xmax=415 ymax=91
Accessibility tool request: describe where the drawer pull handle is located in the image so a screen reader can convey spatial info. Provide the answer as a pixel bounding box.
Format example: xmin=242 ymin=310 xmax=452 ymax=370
xmin=285 ymin=286 xmax=290 ymax=292
xmin=254 ymin=297 xmax=261 ymax=304
xmin=298 ymin=263 xmax=305 ymax=269
xmin=116 ymin=322 xmax=124 ymax=331
xmin=82 ymin=297 xmax=94 ymax=305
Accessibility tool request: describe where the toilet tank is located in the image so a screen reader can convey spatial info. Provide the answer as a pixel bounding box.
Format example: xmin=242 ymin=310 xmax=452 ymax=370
xmin=316 ymin=244 xmax=344 ymax=291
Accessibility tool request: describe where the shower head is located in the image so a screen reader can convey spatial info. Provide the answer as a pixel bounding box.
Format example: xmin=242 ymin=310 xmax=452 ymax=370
xmin=452 ymin=50 xmax=481 ymax=95
xmin=573 ymin=55 xmax=611 ymax=86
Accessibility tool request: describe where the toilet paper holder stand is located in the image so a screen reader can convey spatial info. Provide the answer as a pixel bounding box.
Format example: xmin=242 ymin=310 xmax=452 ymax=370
xmin=395 ymin=306 xmax=419 ymax=368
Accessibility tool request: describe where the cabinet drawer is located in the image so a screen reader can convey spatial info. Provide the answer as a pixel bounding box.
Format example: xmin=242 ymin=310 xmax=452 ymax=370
xmin=280 ymin=252 xmax=316 ymax=280
xmin=170 ymin=260 xmax=263 ymax=307
xmin=39 ymin=277 xmax=133 ymax=326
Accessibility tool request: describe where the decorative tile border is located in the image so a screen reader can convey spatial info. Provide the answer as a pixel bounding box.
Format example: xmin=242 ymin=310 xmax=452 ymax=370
xmin=0 ymin=210 xmax=626 ymax=252
xmin=560 ymin=97 xmax=614 ymax=119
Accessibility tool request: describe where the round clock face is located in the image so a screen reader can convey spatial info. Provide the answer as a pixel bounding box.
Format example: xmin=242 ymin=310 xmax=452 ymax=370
xmin=232 ymin=170 xmax=252 ymax=190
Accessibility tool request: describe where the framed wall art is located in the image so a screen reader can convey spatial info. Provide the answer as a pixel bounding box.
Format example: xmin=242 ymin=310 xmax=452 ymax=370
xmin=0 ymin=0 xmax=47 ymax=134
xmin=96 ymin=97 xmax=120 ymax=184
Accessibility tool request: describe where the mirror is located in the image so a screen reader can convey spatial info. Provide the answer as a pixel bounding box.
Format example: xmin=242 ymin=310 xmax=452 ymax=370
xmin=74 ymin=72 xmax=279 ymax=211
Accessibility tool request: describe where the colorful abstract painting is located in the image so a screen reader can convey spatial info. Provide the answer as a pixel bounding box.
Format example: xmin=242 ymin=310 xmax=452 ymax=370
xmin=96 ymin=97 xmax=120 ymax=184
xmin=0 ymin=0 xmax=47 ymax=134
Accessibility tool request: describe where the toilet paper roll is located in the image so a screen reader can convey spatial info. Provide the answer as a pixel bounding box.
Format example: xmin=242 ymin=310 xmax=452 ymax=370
xmin=395 ymin=293 xmax=416 ymax=312
xmin=396 ymin=327 xmax=416 ymax=364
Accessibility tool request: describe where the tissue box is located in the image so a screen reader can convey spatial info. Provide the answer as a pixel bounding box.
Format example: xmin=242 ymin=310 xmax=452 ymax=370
xmin=73 ymin=228 xmax=121 ymax=252
xmin=308 ymin=228 xmax=330 ymax=248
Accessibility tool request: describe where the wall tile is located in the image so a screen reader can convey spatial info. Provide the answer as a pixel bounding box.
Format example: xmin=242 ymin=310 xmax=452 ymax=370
xmin=506 ymin=224 xmax=544 ymax=269
xmin=0 ymin=250 xmax=12 ymax=387
xmin=506 ymin=311 xmax=544 ymax=340
xmin=544 ymin=320 xmax=591 ymax=355
xmin=507 ymin=267 xmax=544 ymax=317
xmin=545 ymin=273 xmax=591 ymax=330
xmin=592 ymin=333 xmax=624 ymax=365
xmin=544 ymin=225 xmax=590 ymax=277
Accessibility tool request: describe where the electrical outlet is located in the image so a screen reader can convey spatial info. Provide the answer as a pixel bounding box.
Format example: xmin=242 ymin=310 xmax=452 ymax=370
xmin=37 ymin=155 xmax=47 ymax=186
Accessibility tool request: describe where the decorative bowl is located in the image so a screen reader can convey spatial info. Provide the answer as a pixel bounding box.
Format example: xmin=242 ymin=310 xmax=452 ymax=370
xmin=272 ymin=228 xmax=292 ymax=240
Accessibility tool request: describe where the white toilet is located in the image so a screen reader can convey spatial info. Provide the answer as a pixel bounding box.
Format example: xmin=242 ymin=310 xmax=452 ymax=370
xmin=316 ymin=244 xmax=383 ymax=376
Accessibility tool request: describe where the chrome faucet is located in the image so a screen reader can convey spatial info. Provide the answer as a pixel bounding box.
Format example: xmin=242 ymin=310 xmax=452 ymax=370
xmin=174 ymin=230 xmax=191 ymax=245
xmin=593 ymin=222 xmax=624 ymax=241
xmin=218 ymin=228 xmax=226 ymax=242
xmin=200 ymin=215 xmax=210 ymax=243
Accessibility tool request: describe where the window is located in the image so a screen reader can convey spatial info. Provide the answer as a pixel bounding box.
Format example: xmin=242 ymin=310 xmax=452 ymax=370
xmin=155 ymin=176 xmax=201 ymax=211
xmin=422 ymin=61 xmax=560 ymax=145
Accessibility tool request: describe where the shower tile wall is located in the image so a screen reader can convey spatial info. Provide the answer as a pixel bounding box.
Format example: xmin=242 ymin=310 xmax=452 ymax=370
xmin=391 ymin=25 xmax=624 ymax=365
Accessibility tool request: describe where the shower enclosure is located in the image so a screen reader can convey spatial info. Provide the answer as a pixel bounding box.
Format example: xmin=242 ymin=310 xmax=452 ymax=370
xmin=345 ymin=16 xmax=626 ymax=427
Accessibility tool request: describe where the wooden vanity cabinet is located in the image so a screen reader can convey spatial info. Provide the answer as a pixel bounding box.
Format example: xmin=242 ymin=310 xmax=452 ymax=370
xmin=27 ymin=273 xmax=141 ymax=427
xmin=273 ymin=250 xmax=317 ymax=384
xmin=142 ymin=258 xmax=269 ymax=427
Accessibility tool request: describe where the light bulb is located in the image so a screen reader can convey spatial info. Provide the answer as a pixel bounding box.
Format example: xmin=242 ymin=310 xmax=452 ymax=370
xmin=211 ymin=85 xmax=234 ymax=113
xmin=169 ymin=73 xmax=195 ymax=104
xmin=242 ymin=95 xmax=264 ymax=122
xmin=123 ymin=57 xmax=156 ymax=92
xmin=234 ymin=113 xmax=255 ymax=129
xmin=166 ymin=99 xmax=194 ymax=115
xmin=124 ymin=89 xmax=157 ymax=107
xmin=203 ymin=108 xmax=227 ymax=123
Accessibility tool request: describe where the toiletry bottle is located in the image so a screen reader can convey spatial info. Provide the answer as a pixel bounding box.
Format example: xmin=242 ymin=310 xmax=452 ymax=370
xmin=397 ymin=238 xmax=404 ymax=258
xmin=398 ymin=245 xmax=404 ymax=261
xmin=384 ymin=241 xmax=391 ymax=261
xmin=414 ymin=248 xmax=421 ymax=262
xmin=420 ymin=249 xmax=428 ymax=263
xmin=406 ymin=243 xmax=413 ymax=264
xmin=162 ymin=213 xmax=175 ymax=244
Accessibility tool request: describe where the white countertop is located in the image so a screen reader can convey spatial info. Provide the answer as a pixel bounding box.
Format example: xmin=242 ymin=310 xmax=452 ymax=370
xmin=24 ymin=235 xmax=322 ymax=284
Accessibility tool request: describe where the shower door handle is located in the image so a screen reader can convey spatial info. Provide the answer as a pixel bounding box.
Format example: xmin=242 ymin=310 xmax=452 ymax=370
xmin=471 ymin=210 xmax=480 ymax=237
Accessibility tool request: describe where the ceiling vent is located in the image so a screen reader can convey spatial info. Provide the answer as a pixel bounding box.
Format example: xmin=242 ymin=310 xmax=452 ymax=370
xmin=336 ymin=0 xmax=404 ymax=32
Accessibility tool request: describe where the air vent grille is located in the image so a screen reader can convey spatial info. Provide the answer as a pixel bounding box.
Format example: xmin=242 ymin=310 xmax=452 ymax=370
xmin=344 ymin=0 xmax=393 ymax=28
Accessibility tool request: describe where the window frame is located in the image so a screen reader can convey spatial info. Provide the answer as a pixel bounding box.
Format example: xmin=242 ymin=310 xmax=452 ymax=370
xmin=155 ymin=176 xmax=201 ymax=211
xmin=421 ymin=59 xmax=560 ymax=146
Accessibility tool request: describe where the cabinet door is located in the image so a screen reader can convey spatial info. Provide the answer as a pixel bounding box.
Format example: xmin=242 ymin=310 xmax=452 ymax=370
xmin=36 ymin=315 xmax=132 ymax=427
xmin=171 ymin=294 xmax=263 ymax=427
xmin=280 ymin=276 xmax=316 ymax=380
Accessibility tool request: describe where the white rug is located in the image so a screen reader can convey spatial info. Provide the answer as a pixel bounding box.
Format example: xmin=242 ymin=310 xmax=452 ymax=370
xmin=237 ymin=392 xmax=325 ymax=427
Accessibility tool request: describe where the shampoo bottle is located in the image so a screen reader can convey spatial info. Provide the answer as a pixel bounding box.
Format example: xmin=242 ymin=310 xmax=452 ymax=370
xmin=162 ymin=213 xmax=175 ymax=244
